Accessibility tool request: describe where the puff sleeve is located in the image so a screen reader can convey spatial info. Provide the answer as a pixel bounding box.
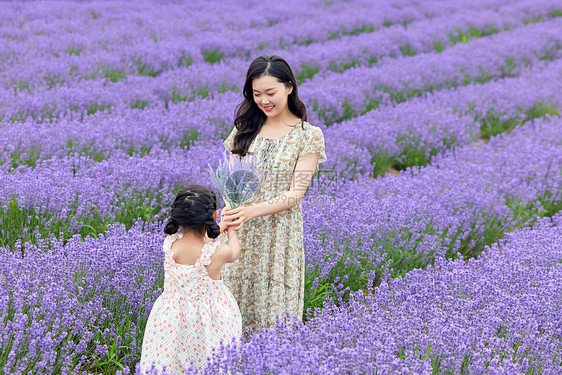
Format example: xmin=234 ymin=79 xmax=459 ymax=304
xmin=297 ymin=125 xmax=327 ymax=166
xmin=223 ymin=126 xmax=238 ymax=152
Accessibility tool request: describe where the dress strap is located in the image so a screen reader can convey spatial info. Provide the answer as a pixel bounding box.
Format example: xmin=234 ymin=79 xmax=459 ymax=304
xmin=196 ymin=240 xmax=218 ymax=266
xmin=163 ymin=233 xmax=182 ymax=256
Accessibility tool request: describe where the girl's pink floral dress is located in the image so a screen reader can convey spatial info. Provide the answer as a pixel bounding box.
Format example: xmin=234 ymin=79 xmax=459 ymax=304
xmin=140 ymin=233 xmax=242 ymax=374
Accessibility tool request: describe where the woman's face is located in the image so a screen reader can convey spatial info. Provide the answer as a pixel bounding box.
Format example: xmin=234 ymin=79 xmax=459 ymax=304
xmin=251 ymin=74 xmax=293 ymax=119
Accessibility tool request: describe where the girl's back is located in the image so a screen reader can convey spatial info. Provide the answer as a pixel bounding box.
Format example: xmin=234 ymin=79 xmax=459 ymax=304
xmin=168 ymin=232 xmax=233 ymax=281
xmin=140 ymin=233 xmax=241 ymax=373
xmin=139 ymin=184 xmax=241 ymax=374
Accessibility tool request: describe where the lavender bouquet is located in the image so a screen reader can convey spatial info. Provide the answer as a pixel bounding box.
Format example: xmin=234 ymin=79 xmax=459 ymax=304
xmin=208 ymin=150 xmax=264 ymax=209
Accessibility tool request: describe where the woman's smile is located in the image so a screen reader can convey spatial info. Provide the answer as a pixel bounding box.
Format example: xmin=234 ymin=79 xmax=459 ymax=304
xmin=252 ymin=74 xmax=293 ymax=117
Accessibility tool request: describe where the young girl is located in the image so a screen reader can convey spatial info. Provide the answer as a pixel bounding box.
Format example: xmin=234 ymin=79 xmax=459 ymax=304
xmin=220 ymin=55 xmax=327 ymax=333
xmin=140 ymin=184 xmax=241 ymax=374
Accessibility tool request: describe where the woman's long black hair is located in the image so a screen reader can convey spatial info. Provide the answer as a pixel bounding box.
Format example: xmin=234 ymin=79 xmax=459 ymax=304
xmin=231 ymin=55 xmax=307 ymax=157
xmin=163 ymin=184 xmax=220 ymax=238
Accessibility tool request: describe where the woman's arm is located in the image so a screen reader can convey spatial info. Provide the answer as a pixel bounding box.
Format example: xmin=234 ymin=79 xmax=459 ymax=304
xmin=222 ymin=152 xmax=320 ymax=230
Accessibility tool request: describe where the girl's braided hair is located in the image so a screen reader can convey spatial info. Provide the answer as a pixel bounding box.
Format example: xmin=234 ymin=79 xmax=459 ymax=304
xmin=163 ymin=184 xmax=220 ymax=238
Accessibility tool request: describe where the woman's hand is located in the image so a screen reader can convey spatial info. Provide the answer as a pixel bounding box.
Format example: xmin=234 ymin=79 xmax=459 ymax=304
xmin=221 ymin=205 xmax=257 ymax=231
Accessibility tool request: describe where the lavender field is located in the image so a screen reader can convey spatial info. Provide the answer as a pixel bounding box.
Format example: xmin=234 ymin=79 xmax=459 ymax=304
xmin=1 ymin=0 xmax=561 ymax=374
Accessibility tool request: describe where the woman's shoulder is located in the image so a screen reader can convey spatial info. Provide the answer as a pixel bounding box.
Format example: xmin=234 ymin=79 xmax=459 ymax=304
xmin=297 ymin=120 xmax=324 ymax=137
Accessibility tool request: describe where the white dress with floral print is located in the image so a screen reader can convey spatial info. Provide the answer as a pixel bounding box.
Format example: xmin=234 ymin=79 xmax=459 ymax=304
xmin=219 ymin=121 xmax=327 ymax=333
xmin=140 ymin=233 xmax=242 ymax=374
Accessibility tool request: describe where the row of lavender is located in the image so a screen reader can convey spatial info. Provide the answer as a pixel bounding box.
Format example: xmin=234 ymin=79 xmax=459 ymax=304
xmin=2 ymin=7 xmax=560 ymax=311
xmin=1 ymin=1 xmax=561 ymax=374
xmin=3 ymin=0 xmax=556 ymax=93
xmin=302 ymin=117 xmax=561 ymax=302
xmin=2 ymin=22 xmax=562 ymax=177
xmin=1 ymin=0 xmax=449 ymax=71
xmin=2 ymin=53 xmax=560 ymax=181
xmin=325 ymin=58 xmax=562 ymax=179
xmin=178 ymin=213 xmax=562 ymax=374
xmin=2 ymin=56 xmax=560 ymax=254
xmin=2 ymin=113 xmax=560 ymax=374
xmin=2 ymin=14 xmax=562 ymax=125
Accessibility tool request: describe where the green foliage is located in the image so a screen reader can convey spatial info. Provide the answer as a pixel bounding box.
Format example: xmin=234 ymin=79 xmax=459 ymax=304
xmin=171 ymin=87 xmax=191 ymax=103
xmin=196 ymin=85 xmax=210 ymax=99
xmin=179 ymin=129 xmax=199 ymax=149
xmin=217 ymin=82 xmax=239 ymax=94
xmin=1 ymin=191 xmax=165 ymax=254
xmin=65 ymin=138 xmax=107 ymax=162
xmin=103 ymin=68 xmax=125 ymax=83
xmin=341 ymin=23 xmax=376 ymax=36
xmin=130 ymin=98 xmax=148 ymax=110
xmin=303 ymin=271 xmax=331 ymax=318
xmin=476 ymin=102 xmax=560 ymax=139
xmin=201 ymin=49 xmax=224 ymax=64
xmin=135 ymin=58 xmax=162 ymax=77
xmin=44 ymin=74 xmax=64 ymax=89
xmin=170 ymin=84 xmax=216 ymax=103
xmin=524 ymin=102 xmax=560 ymax=121
xmin=66 ymin=47 xmax=82 ymax=56
xmin=86 ymin=101 xmax=109 ymax=116
xmin=295 ymin=63 xmax=320 ymax=83
xmin=125 ymin=144 xmax=152 ymax=157
xmin=477 ymin=109 xmax=521 ymax=139
xmin=303 ymin=234 xmax=391 ymax=319
xmin=177 ymin=53 xmax=193 ymax=68
xmin=13 ymin=80 xmax=31 ymax=93
xmin=535 ymin=43 xmax=561 ymax=61
xmin=327 ymin=30 xmax=340 ymax=40
xmin=0 ymin=200 xmax=86 ymax=255
xmin=370 ymin=150 xmax=394 ymax=177
xmin=524 ymin=14 xmax=544 ymax=25
xmin=364 ymin=132 xmax=457 ymax=178
xmin=328 ymin=59 xmax=359 ymax=73
xmin=361 ymin=96 xmax=381 ymax=115
xmin=400 ymin=44 xmax=417 ymax=57
xmin=401 ymin=18 xmax=414 ymax=28
xmin=7 ymin=147 xmax=42 ymax=169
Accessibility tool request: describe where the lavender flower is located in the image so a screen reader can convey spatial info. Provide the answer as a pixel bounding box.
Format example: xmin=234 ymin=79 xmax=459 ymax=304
xmin=1 ymin=0 xmax=562 ymax=373
xmin=208 ymin=150 xmax=264 ymax=209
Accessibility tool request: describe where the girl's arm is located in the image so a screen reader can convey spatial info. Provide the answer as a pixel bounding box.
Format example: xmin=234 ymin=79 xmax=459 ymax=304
xmin=214 ymin=224 xmax=241 ymax=263
xmin=222 ymin=152 xmax=320 ymax=230
xmin=225 ymin=224 xmax=240 ymax=261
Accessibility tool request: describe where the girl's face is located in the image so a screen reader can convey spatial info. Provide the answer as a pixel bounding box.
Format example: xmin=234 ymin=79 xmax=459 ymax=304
xmin=252 ymin=74 xmax=293 ymax=120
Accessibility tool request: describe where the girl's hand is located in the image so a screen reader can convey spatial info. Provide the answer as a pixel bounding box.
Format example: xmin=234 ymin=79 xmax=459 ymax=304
xmin=218 ymin=218 xmax=230 ymax=235
xmin=221 ymin=206 xmax=256 ymax=231
xmin=219 ymin=203 xmax=233 ymax=234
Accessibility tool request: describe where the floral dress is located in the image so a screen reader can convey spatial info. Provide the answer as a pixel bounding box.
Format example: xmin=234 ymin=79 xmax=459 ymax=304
xmin=219 ymin=120 xmax=327 ymax=333
xmin=140 ymin=233 xmax=242 ymax=374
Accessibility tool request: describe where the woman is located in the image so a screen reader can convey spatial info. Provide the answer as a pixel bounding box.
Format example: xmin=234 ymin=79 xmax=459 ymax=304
xmin=220 ymin=55 xmax=326 ymax=333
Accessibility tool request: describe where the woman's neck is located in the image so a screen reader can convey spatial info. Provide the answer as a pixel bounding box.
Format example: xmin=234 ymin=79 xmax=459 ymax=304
xmin=263 ymin=114 xmax=301 ymax=128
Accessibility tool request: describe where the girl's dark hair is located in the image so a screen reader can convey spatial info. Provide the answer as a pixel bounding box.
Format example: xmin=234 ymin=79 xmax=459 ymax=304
xmin=231 ymin=55 xmax=307 ymax=157
xmin=163 ymin=184 xmax=220 ymax=238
